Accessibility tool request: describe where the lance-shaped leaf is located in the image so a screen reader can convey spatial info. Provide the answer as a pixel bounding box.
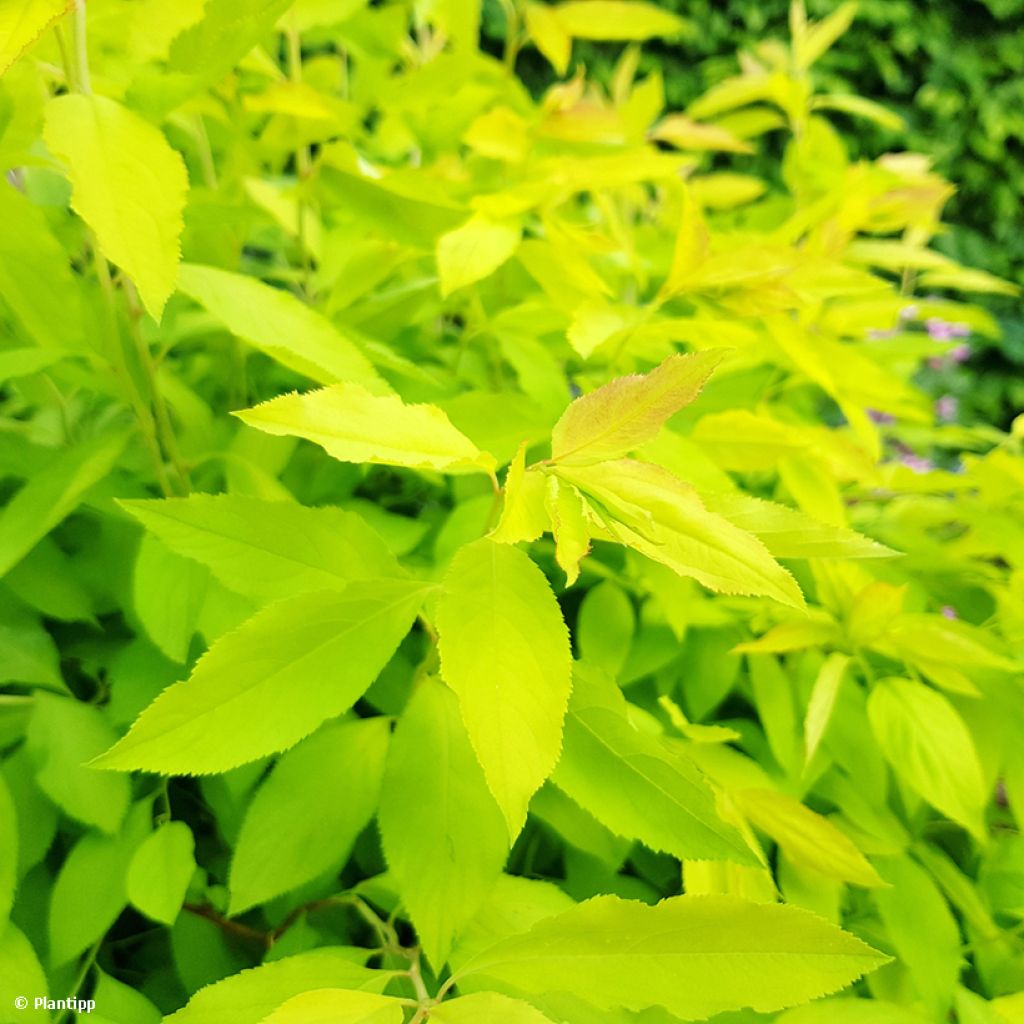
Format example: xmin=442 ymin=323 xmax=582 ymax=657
xmin=551 ymin=351 xmax=725 ymax=466
xmin=177 ymin=264 xmax=388 ymax=393
xmin=559 ymin=460 xmax=804 ymax=608
xmin=44 ymin=95 xmax=187 ymax=320
xmin=455 ymin=893 xmax=887 ymax=1019
xmin=94 ymin=581 xmax=429 ymax=775
xmin=259 ymin=990 xmax=404 ymax=1024
xmin=120 ymin=495 xmax=403 ymax=604
xmin=867 ymin=677 xmax=986 ymax=839
xmin=236 ymin=383 xmax=495 ymax=475
xmin=164 ymin=952 xmax=396 ymax=1024
xmin=437 ymin=539 xmax=572 ymax=837
xmin=552 ymin=1 xmax=690 ymax=40
xmin=552 ymin=669 xmax=757 ymax=865
xmin=0 ymin=431 xmax=128 ymax=578
xmin=431 ymin=992 xmax=557 ymax=1023
xmin=0 ymin=0 xmax=72 ymax=76
xmin=379 ymin=682 xmax=509 ymax=968
xmin=491 ymin=446 xmax=548 ymax=545
xmin=544 ymin=476 xmax=590 ymax=586
xmin=230 ymin=717 xmax=390 ymax=914
xmin=702 ymin=493 xmax=896 ymax=559
xmin=437 ymin=216 xmax=522 ymax=297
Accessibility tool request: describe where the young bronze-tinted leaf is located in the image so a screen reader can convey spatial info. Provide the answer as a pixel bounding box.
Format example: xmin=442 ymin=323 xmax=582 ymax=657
xmin=867 ymin=678 xmax=987 ymax=839
xmin=229 ymin=717 xmax=390 ymax=914
xmin=552 ymin=669 xmax=756 ymax=866
xmin=560 ymin=460 xmax=804 ymax=608
xmin=126 ymin=821 xmax=196 ymax=925
xmin=25 ymin=693 xmax=130 ymax=834
xmin=259 ymin=990 xmax=404 ymax=1024
xmin=379 ymin=682 xmax=509 ymax=968
xmin=44 ymin=95 xmax=187 ymax=320
xmin=551 ymin=351 xmax=725 ymax=466
xmin=94 ymin=581 xmax=428 ymax=775
xmin=121 ymin=495 xmax=403 ymax=604
xmin=0 ymin=431 xmax=128 ymax=578
xmin=236 ymin=384 xmax=495 ymax=475
xmin=177 ymin=263 xmax=388 ymax=393
xmin=164 ymin=952 xmax=396 ymax=1024
xmin=0 ymin=0 xmax=72 ymax=76
xmin=437 ymin=539 xmax=573 ymax=836
xmin=456 ymin=893 xmax=887 ymax=1019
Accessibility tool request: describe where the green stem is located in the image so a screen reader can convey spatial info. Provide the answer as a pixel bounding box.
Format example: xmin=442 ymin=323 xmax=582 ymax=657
xmin=54 ymin=937 xmax=102 ymax=1024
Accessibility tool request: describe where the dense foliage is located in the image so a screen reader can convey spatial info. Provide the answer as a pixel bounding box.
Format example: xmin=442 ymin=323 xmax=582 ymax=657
xmin=1 ymin=2 xmax=1023 ymax=1023
xmin=492 ymin=0 xmax=1024 ymax=426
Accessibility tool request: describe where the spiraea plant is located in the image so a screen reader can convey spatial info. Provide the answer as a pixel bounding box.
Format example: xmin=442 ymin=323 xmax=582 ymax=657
xmin=1 ymin=1 xmax=1023 ymax=1022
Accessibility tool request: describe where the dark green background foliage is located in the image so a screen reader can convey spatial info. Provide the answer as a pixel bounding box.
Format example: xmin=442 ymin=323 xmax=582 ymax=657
xmin=485 ymin=0 xmax=1024 ymax=424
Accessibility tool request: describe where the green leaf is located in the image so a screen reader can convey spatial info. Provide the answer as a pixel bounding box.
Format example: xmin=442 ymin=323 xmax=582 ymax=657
xmin=0 ymin=431 xmax=128 ymax=578
xmin=121 ymin=495 xmax=403 ymax=605
xmin=702 ymin=493 xmax=895 ymax=559
xmin=456 ymin=893 xmax=887 ymax=1019
xmin=559 ymin=460 xmax=804 ymax=608
xmin=0 ymin=0 xmax=71 ymax=76
xmin=805 ymin=653 xmax=849 ymax=764
xmin=867 ymin=677 xmax=986 ymax=838
xmin=229 ymin=717 xmax=389 ymax=914
xmin=552 ymin=669 xmax=757 ymax=865
xmin=25 ymin=693 xmax=131 ymax=834
xmin=258 ymin=990 xmax=404 ymax=1024
xmin=796 ymin=2 xmax=858 ymax=68
xmin=431 ymin=992 xmax=557 ymax=1023
xmin=133 ymin=534 xmax=208 ymax=664
xmin=163 ymin=951 xmax=396 ymax=1024
xmin=0 ymin=182 xmax=84 ymax=349
xmin=236 ymin=384 xmax=496 ymax=475
xmin=44 ymin=95 xmax=187 ymax=320
xmin=94 ymin=581 xmax=428 ymax=775
xmin=811 ymin=94 xmax=905 ymax=132
xmin=733 ymin=789 xmax=883 ymax=888
xmin=575 ymin=581 xmax=635 ymax=678
xmin=776 ymin=998 xmax=932 ymax=1023
xmin=552 ymin=1 xmax=691 ymax=40
xmin=177 ymin=264 xmax=388 ymax=393
xmin=544 ymin=476 xmax=591 ymax=585
xmin=379 ymin=681 xmax=509 ymax=968
xmin=0 ymin=773 xmax=16 ymax=926
xmin=126 ymin=821 xmax=196 ymax=925
xmin=551 ymin=351 xmax=725 ymax=466
xmin=48 ymin=801 xmax=149 ymax=965
xmin=491 ymin=447 xmax=548 ymax=545
xmin=0 ymin=601 xmax=62 ymax=689
xmin=437 ymin=539 xmax=572 ymax=836
xmin=0 ymin=923 xmax=48 ymax=1024
xmin=437 ymin=216 xmax=521 ymax=297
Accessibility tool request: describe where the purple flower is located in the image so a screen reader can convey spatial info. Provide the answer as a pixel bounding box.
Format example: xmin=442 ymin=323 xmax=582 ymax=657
xmin=868 ymin=408 xmax=896 ymax=425
xmin=900 ymin=453 xmax=933 ymax=474
xmin=950 ymin=343 xmax=971 ymax=363
xmin=940 ymin=605 xmax=957 ymax=620
xmin=935 ymin=395 xmax=958 ymax=422
xmin=925 ymin=317 xmax=971 ymax=342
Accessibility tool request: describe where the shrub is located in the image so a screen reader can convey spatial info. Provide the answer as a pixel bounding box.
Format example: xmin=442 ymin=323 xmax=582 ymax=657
xmin=0 ymin=1 xmax=1022 ymax=1022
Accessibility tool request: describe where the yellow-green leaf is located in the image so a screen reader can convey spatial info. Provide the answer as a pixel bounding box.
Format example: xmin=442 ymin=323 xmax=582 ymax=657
xmin=551 ymin=351 xmax=725 ymax=465
xmin=44 ymin=95 xmax=187 ymax=320
xmin=734 ymin=788 xmax=884 ymax=888
xmin=796 ymin=2 xmax=858 ymax=68
xmin=867 ymin=677 xmax=987 ymax=838
xmin=437 ymin=216 xmax=521 ymax=297
xmin=805 ymin=653 xmax=849 ymax=763
xmin=491 ymin=446 xmax=549 ymax=545
xmin=525 ymin=3 xmax=571 ymax=74
xmin=235 ymin=383 xmax=496 ymax=475
xmin=437 ymin=539 xmax=572 ymax=837
xmin=431 ymin=992 xmax=556 ymax=1023
xmin=253 ymin=989 xmax=403 ymax=1024
xmin=544 ymin=476 xmax=590 ymax=585
xmin=552 ymin=1 xmax=690 ymax=41
xmin=0 ymin=0 xmax=71 ymax=76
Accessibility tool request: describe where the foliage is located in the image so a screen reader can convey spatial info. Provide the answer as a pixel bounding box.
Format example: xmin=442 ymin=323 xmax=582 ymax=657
xmin=489 ymin=0 xmax=1024 ymax=427
xmin=0 ymin=2 xmax=1023 ymax=1023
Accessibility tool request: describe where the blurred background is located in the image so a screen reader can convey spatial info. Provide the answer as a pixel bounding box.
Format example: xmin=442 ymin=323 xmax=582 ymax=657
xmin=484 ymin=0 xmax=1024 ymax=429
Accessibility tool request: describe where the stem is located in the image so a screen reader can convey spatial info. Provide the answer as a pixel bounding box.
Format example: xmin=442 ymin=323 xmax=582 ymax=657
xmin=74 ymin=0 xmax=91 ymax=95
xmin=183 ymin=904 xmax=268 ymax=946
xmin=54 ymin=937 xmax=102 ymax=1024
